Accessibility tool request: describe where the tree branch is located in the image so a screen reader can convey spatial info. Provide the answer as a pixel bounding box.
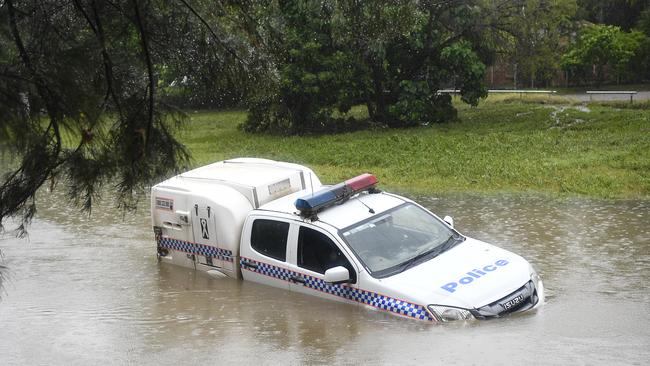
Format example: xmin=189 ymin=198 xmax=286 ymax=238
xmin=2 ymin=0 xmax=64 ymax=226
xmin=71 ymin=0 xmax=125 ymax=120
xmin=131 ymin=0 xmax=155 ymax=154
xmin=177 ymin=0 xmax=246 ymax=65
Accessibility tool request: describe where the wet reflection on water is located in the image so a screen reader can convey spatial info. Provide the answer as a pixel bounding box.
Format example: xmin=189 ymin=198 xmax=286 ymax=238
xmin=1 ymin=191 xmax=648 ymax=365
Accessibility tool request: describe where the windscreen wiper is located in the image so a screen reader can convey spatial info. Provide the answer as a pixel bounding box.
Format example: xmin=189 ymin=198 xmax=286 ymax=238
xmin=441 ymin=232 xmax=465 ymax=252
xmin=399 ymin=235 xmax=457 ymax=273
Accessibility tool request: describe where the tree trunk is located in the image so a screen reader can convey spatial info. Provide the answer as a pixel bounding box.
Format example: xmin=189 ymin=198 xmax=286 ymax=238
xmin=368 ymin=63 xmax=390 ymax=125
xmin=531 ymin=72 xmax=535 ymax=89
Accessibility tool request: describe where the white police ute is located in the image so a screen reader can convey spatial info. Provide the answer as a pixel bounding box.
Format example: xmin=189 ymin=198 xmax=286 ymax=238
xmin=151 ymin=158 xmax=544 ymax=322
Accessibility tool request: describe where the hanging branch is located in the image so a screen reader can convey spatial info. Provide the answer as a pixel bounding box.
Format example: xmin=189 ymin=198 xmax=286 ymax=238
xmin=71 ymin=0 xmax=124 ymax=119
xmin=6 ymin=0 xmax=60 ymax=134
xmin=177 ymin=0 xmax=245 ymax=65
xmin=130 ymin=0 xmax=155 ymax=155
xmin=2 ymin=0 xmax=63 ymax=227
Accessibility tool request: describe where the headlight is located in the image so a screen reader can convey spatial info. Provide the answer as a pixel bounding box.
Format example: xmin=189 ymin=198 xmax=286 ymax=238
xmin=427 ymin=305 xmax=474 ymax=322
xmin=530 ymin=265 xmax=540 ymax=285
xmin=529 ymin=265 xmax=545 ymax=305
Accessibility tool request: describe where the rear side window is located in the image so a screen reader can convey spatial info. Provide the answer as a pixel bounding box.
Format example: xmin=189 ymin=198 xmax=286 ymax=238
xmin=251 ymin=219 xmax=289 ymax=261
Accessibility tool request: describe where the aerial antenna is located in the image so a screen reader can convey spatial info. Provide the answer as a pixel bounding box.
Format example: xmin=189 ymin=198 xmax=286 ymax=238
xmin=357 ymin=195 xmax=375 ymax=214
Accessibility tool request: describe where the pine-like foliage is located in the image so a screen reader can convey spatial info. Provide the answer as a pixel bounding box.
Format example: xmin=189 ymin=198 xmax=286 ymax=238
xmin=0 ymin=0 xmax=208 ymax=233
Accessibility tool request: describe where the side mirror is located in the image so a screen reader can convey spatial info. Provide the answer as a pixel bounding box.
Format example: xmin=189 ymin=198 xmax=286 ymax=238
xmin=324 ymin=266 xmax=350 ymax=284
xmin=443 ymin=215 xmax=454 ymax=228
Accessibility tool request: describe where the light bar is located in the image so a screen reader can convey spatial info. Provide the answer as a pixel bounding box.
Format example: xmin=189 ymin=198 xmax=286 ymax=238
xmin=295 ymin=173 xmax=378 ymax=216
xmin=345 ymin=173 xmax=377 ymax=190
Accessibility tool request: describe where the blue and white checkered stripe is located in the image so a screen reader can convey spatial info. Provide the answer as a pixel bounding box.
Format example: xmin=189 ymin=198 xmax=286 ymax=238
xmin=158 ymin=237 xmax=234 ymax=262
xmin=194 ymin=243 xmax=234 ymax=262
xmin=240 ymin=257 xmax=431 ymax=321
xmin=247 ymin=260 xmax=293 ymax=282
xmin=354 ymin=290 xmax=430 ymax=320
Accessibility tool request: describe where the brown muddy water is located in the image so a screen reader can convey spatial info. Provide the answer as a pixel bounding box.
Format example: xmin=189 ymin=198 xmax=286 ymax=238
xmin=1 ymin=191 xmax=649 ymax=365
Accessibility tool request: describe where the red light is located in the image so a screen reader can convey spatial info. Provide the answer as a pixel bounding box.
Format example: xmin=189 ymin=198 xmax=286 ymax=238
xmin=345 ymin=173 xmax=377 ymax=191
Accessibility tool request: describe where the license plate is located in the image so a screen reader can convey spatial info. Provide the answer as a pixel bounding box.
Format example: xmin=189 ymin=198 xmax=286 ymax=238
xmin=502 ymin=294 xmax=525 ymax=310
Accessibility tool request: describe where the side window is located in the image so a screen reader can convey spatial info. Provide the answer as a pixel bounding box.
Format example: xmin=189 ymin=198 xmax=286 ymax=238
xmin=298 ymin=226 xmax=356 ymax=282
xmin=251 ymin=219 xmax=289 ymax=261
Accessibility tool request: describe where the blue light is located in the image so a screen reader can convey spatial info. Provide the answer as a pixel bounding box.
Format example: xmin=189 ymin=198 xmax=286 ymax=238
xmin=295 ymin=188 xmax=337 ymax=211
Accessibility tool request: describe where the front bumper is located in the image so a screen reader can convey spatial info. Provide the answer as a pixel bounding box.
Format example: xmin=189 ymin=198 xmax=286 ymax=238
xmin=470 ymin=279 xmax=542 ymax=319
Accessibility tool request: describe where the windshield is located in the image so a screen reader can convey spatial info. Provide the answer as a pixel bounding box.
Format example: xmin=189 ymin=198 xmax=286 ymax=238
xmin=340 ymin=203 xmax=463 ymax=278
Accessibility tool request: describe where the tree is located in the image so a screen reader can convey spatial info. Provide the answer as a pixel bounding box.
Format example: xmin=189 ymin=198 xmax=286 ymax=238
xmin=576 ymin=0 xmax=649 ymax=31
xmin=154 ymin=1 xmax=255 ymax=109
xmin=237 ymin=0 xmax=369 ymax=134
xmin=635 ymin=7 xmax=650 ymax=80
xmin=335 ymin=1 xmax=490 ymax=127
xmin=241 ymin=0 xmax=492 ymax=133
xmin=241 ymin=1 xmax=362 ymax=134
xmin=561 ymin=24 xmax=646 ymax=86
xmin=506 ymin=0 xmax=577 ymax=88
xmin=0 ymin=0 xmax=246 ymax=234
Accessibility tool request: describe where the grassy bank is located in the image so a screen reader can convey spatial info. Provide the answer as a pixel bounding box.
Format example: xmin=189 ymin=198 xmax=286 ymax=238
xmin=178 ymin=100 xmax=650 ymax=199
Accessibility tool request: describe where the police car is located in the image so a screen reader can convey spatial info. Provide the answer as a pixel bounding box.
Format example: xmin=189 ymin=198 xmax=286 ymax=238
xmin=152 ymin=158 xmax=544 ymax=322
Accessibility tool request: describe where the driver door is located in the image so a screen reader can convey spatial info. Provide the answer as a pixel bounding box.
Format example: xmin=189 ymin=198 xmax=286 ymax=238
xmin=286 ymin=225 xmax=359 ymax=305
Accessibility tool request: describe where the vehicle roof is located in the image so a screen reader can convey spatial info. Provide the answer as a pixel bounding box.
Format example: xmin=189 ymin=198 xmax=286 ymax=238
xmin=178 ymin=158 xmax=307 ymax=186
xmin=258 ymin=188 xmax=407 ymax=230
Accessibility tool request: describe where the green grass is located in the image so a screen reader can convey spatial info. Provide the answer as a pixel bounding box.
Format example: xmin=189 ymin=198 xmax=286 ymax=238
xmin=177 ymin=101 xmax=650 ymax=199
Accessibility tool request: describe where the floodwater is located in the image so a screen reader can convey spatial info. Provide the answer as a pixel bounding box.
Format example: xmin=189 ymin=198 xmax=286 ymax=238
xmin=1 ymin=191 xmax=649 ymax=365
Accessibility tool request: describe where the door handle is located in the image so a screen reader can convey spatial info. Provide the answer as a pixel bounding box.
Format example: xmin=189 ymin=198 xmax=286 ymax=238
xmin=290 ymin=275 xmax=306 ymax=284
xmin=241 ymin=261 xmax=258 ymax=269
